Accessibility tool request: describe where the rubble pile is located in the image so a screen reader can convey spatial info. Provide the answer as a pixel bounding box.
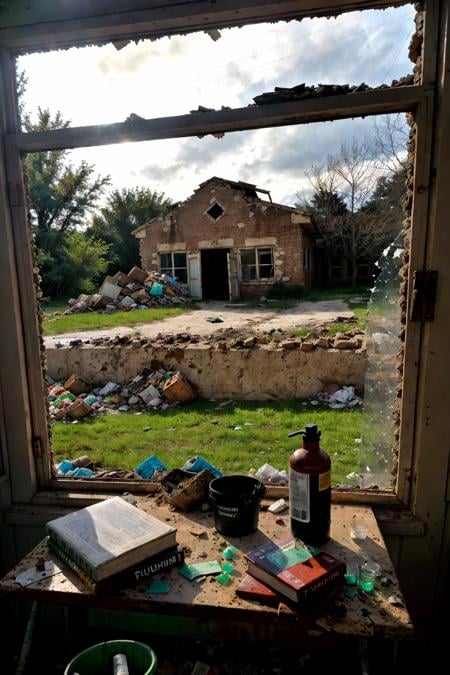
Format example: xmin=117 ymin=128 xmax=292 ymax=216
xmin=62 ymin=266 xmax=190 ymax=315
xmin=48 ymin=368 xmax=197 ymax=421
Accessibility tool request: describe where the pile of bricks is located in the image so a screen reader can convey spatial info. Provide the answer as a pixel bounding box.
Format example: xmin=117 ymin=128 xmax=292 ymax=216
xmin=66 ymin=266 xmax=191 ymax=314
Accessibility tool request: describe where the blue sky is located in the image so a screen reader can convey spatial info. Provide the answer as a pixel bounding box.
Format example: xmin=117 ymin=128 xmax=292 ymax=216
xmin=19 ymin=4 xmax=415 ymax=207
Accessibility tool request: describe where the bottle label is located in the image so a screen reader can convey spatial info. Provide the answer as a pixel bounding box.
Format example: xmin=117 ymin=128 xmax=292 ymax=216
xmin=289 ymin=469 xmax=310 ymax=523
xmin=319 ymin=470 xmax=331 ymax=491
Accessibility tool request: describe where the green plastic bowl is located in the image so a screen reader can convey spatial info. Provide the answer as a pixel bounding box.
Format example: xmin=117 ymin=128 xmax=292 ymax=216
xmin=64 ymin=639 xmax=157 ymax=675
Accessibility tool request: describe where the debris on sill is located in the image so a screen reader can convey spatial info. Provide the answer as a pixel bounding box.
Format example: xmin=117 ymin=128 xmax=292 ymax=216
xmin=251 ymin=75 xmax=414 ymax=106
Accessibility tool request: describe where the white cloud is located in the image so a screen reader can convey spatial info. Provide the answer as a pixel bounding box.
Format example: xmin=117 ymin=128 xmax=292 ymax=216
xmin=18 ymin=5 xmax=415 ymax=205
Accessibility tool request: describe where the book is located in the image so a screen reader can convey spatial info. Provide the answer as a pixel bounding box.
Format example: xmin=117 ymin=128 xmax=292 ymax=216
xmin=236 ymin=572 xmax=343 ymax=619
xmin=244 ymin=536 xmax=346 ymax=604
xmin=236 ymin=574 xmax=279 ymax=606
xmin=45 ymin=496 xmax=177 ymax=582
xmin=47 ymin=537 xmax=184 ymax=594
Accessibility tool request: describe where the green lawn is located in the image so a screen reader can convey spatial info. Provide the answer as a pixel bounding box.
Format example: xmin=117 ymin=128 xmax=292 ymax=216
xmin=52 ymin=400 xmax=364 ymax=485
xmin=42 ymin=304 xmax=198 ymax=336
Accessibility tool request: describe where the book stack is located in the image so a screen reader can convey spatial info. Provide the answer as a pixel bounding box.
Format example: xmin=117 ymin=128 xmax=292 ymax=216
xmin=46 ymin=496 xmax=184 ymax=594
xmin=237 ymin=535 xmax=346 ymax=614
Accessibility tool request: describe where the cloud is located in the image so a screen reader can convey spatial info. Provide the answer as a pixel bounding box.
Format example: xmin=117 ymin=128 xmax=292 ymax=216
xmin=97 ymin=36 xmax=189 ymax=75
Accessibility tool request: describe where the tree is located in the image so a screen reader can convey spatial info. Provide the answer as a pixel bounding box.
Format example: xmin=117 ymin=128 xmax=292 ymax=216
xmin=24 ymin=108 xmax=110 ymax=237
xmin=298 ymin=138 xmax=403 ymax=286
xmin=23 ymin=107 xmax=111 ymax=296
xmin=86 ymin=187 xmax=173 ymax=275
xmin=37 ymin=231 xmax=110 ymax=298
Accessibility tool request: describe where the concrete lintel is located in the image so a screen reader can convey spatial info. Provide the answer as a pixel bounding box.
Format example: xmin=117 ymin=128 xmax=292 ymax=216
xmin=156 ymin=242 xmax=187 ymax=252
xmin=244 ymin=237 xmax=277 ymax=247
xmin=198 ymin=239 xmax=234 ymax=249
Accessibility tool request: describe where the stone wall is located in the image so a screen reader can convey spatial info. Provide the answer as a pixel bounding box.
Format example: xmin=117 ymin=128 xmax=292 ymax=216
xmin=46 ymin=343 xmax=366 ymax=400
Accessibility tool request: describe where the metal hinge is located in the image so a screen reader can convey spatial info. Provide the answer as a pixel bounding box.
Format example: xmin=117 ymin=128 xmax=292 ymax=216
xmin=410 ymin=270 xmax=438 ymax=321
xmin=33 ymin=437 xmax=43 ymax=458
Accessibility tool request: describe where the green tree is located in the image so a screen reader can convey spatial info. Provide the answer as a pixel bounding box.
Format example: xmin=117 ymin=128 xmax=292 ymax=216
xmin=86 ymin=187 xmax=173 ymax=275
xmin=37 ymin=231 xmax=110 ymax=298
xmin=23 ymin=107 xmax=111 ymax=296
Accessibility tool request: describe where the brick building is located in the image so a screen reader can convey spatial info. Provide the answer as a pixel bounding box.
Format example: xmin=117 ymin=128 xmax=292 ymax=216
xmin=133 ymin=177 xmax=317 ymax=300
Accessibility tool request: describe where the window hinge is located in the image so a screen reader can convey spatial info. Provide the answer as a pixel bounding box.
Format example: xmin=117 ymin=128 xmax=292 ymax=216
xmin=33 ymin=437 xmax=43 ymax=458
xmin=8 ymin=182 xmax=24 ymax=207
xmin=410 ymin=270 xmax=437 ymax=321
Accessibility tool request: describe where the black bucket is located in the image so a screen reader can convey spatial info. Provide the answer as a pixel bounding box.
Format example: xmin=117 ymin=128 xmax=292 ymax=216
xmin=209 ymin=475 xmax=266 ymax=536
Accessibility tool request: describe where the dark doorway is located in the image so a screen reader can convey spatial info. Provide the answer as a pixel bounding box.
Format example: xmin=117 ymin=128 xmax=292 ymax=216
xmin=201 ymin=248 xmax=230 ymax=300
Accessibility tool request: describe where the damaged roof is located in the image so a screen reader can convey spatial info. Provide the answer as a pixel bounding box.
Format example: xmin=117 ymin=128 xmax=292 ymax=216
xmin=132 ymin=176 xmax=314 ymax=236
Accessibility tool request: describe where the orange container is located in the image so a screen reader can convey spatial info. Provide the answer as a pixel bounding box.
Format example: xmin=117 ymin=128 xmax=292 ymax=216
xmin=162 ymin=372 xmax=196 ymax=403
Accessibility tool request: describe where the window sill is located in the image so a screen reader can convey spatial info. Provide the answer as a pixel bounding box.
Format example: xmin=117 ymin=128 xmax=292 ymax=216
xmin=2 ymin=489 xmax=425 ymax=538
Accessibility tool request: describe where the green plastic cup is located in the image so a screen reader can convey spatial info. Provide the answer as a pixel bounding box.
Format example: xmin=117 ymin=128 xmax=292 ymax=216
xmin=64 ymin=639 xmax=157 ymax=675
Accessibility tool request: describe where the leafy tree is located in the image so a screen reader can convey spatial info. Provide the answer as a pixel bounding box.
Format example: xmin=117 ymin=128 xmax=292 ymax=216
xmin=23 ymin=107 xmax=111 ymax=296
xmin=86 ymin=187 xmax=173 ymax=275
xmin=37 ymin=231 xmax=110 ymax=298
xmin=24 ymin=108 xmax=110 ymax=237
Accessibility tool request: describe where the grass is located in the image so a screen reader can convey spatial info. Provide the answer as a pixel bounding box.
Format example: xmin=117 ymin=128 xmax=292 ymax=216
xmin=42 ymin=304 xmax=198 ymax=336
xmin=304 ymin=284 xmax=371 ymax=302
xmin=51 ymin=400 xmax=364 ymax=485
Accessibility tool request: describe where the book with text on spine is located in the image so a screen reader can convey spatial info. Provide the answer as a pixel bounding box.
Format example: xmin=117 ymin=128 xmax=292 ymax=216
xmin=244 ymin=536 xmax=346 ymax=604
xmin=47 ymin=537 xmax=184 ymax=595
xmin=45 ymin=496 xmax=177 ymax=582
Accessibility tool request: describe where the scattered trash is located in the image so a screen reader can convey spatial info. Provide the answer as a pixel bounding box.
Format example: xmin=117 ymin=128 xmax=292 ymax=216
xmin=178 ymin=561 xmax=222 ymax=581
xmin=268 ymin=498 xmax=288 ymax=514
xmin=54 ymin=267 xmax=190 ymax=316
xmin=190 ymin=662 xmax=211 ymax=675
xmin=135 ymin=456 xmax=167 ymax=480
xmin=206 ymin=316 xmax=224 ymax=323
xmin=15 ymin=560 xmax=62 ymax=587
xmin=48 ymin=367 xmax=196 ymax=422
xmin=121 ymin=492 xmax=137 ymax=506
xmin=113 ymin=653 xmax=129 ymax=675
xmin=387 ymin=594 xmax=404 ymax=607
xmin=350 ymin=523 xmax=368 ymax=541
xmin=161 ymin=468 xmax=215 ymax=511
xmin=222 ymin=562 xmax=234 ymax=574
xmin=254 ymin=463 xmax=288 ymax=485
xmin=216 ymin=571 xmax=232 ymax=585
xmin=223 ymin=546 xmax=238 ymax=560
xmin=146 ymin=579 xmax=170 ymax=594
xmin=182 ymin=456 xmax=222 ymax=478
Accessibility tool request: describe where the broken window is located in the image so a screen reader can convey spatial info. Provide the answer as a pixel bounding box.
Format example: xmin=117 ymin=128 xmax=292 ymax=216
xmin=160 ymin=252 xmax=188 ymax=284
xmin=206 ymin=202 xmax=224 ymax=221
xmin=240 ymin=248 xmax=274 ymax=281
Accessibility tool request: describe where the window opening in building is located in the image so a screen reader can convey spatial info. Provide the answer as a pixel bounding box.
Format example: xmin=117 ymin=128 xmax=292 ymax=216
xmin=206 ymin=202 xmax=224 ymax=221
xmin=160 ymin=252 xmax=188 ymax=283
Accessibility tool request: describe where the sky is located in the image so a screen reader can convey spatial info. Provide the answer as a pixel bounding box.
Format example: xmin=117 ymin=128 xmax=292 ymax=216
xmin=18 ymin=4 xmax=415 ymax=208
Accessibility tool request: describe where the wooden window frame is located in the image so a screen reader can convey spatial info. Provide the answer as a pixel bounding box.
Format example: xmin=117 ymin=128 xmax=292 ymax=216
xmin=0 ymin=0 xmax=439 ymax=510
xmin=240 ymin=247 xmax=274 ymax=281
xmin=159 ymin=251 xmax=188 ymax=283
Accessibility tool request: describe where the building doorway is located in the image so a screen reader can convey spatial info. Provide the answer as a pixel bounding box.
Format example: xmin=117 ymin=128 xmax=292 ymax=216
xmin=201 ymin=248 xmax=230 ymax=300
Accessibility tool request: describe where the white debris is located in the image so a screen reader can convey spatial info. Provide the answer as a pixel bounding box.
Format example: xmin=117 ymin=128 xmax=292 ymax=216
xmin=255 ymin=463 xmax=288 ymax=485
xmin=139 ymin=384 xmax=161 ymax=403
xmin=268 ymin=498 xmax=288 ymax=514
xmin=329 ymin=386 xmax=356 ymax=404
xmin=98 ymin=381 xmax=120 ymax=396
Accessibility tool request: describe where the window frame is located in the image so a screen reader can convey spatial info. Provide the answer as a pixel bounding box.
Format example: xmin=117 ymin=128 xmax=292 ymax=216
xmin=0 ymin=1 xmax=437 ymax=510
xmin=240 ymin=247 xmax=274 ymax=282
xmin=159 ymin=251 xmax=188 ymax=284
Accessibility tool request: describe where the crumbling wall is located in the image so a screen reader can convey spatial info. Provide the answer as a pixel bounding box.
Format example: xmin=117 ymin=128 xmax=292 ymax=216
xmin=46 ymin=344 xmax=366 ymax=400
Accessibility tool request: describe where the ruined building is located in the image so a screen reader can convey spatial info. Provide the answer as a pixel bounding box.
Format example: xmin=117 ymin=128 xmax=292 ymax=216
xmin=133 ymin=177 xmax=317 ymax=300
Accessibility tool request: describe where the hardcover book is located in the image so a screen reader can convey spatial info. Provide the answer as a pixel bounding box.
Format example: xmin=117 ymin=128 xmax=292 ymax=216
xmin=47 ymin=537 xmax=184 ymax=594
xmin=244 ymin=536 xmax=346 ymax=604
xmin=236 ymin=574 xmax=279 ymax=606
xmin=45 ymin=496 xmax=177 ymax=582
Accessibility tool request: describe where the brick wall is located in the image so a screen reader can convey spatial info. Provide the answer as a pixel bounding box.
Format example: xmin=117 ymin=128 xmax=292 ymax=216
xmin=136 ymin=178 xmax=308 ymax=294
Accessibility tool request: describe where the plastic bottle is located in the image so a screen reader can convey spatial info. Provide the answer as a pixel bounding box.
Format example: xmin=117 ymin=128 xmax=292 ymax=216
xmin=288 ymin=423 xmax=331 ymax=545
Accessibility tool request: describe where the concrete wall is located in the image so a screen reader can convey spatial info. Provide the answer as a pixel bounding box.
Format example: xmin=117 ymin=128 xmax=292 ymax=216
xmin=46 ymin=344 xmax=366 ymax=399
xmin=136 ymin=178 xmax=310 ymax=296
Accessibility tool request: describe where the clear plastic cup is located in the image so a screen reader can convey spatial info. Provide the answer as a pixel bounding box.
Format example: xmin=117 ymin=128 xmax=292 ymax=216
xmin=350 ymin=523 xmax=368 ymax=541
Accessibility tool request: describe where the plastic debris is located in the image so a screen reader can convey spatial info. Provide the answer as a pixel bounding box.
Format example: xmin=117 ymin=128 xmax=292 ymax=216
xmin=146 ymin=579 xmax=170 ymax=594
xmin=135 ymin=455 xmax=167 ymax=480
xmin=223 ymin=546 xmax=238 ymax=560
xmin=222 ymin=562 xmax=234 ymax=574
xmin=182 ymin=456 xmax=223 ymax=478
xmin=254 ymin=463 xmax=288 ymax=485
xmin=216 ymin=572 xmax=232 ymax=585
xmin=178 ymin=561 xmax=222 ymax=581
xmin=268 ymin=498 xmax=288 ymax=514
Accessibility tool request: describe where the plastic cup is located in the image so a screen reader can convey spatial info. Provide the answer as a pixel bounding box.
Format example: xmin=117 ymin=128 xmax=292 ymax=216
xmin=350 ymin=523 xmax=368 ymax=541
xmin=358 ymin=560 xmax=381 ymax=592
